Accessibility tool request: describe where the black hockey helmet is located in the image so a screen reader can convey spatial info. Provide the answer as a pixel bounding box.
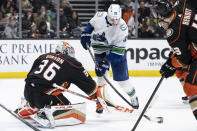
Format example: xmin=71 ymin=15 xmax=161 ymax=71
xmin=152 ymin=0 xmax=174 ymax=18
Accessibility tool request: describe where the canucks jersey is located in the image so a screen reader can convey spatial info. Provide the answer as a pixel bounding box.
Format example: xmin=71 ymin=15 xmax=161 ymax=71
xmin=89 ymin=12 xmax=128 ymax=55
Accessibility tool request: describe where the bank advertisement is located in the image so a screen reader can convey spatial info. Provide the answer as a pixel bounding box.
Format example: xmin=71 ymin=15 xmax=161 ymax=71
xmin=0 ymin=40 xmax=170 ymax=77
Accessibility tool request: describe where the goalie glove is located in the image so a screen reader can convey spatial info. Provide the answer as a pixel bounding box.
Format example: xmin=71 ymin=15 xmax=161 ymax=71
xmin=160 ymin=58 xmax=176 ymax=78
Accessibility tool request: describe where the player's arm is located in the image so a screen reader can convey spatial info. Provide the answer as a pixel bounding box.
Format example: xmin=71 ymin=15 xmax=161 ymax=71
xmin=160 ymin=25 xmax=192 ymax=78
xmin=80 ymin=12 xmax=105 ymax=50
xmin=65 ymin=57 xmax=97 ymax=97
xmin=80 ymin=23 xmax=94 ymax=50
xmin=70 ymin=67 xmax=97 ymax=97
xmin=169 ymin=31 xmax=192 ymax=68
xmin=80 ymin=12 xmax=98 ymax=50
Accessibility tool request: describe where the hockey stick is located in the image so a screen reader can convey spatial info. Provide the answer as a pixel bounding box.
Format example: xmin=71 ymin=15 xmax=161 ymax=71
xmin=53 ymin=83 xmax=134 ymax=114
xmin=131 ymin=76 xmax=165 ymax=131
xmin=0 ymin=103 xmax=40 ymax=131
xmin=86 ymin=44 xmax=163 ymax=123
xmin=86 ymin=44 xmax=133 ymax=107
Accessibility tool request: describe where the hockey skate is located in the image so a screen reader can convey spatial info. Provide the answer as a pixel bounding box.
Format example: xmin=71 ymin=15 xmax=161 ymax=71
xmin=14 ymin=98 xmax=38 ymax=118
xmin=96 ymin=101 xmax=103 ymax=114
xmin=182 ymin=96 xmax=189 ymax=104
xmin=130 ymin=96 xmax=139 ymax=109
xmin=30 ymin=108 xmax=55 ymax=128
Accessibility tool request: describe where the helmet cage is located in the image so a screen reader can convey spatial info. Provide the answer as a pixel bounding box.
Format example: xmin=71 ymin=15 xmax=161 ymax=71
xmin=55 ymin=42 xmax=75 ymax=57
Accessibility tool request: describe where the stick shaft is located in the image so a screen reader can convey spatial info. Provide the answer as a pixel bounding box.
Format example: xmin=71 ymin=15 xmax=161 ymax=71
xmin=131 ymin=76 xmax=165 ymax=131
xmin=87 ymin=45 xmax=163 ymax=123
xmin=53 ymin=83 xmax=134 ymax=114
xmin=86 ymin=45 xmax=134 ymax=107
xmin=0 ymin=104 xmax=40 ymax=131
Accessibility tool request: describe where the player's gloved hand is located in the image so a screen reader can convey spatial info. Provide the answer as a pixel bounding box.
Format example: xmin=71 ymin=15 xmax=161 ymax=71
xmin=95 ymin=60 xmax=109 ymax=77
xmin=80 ymin=32 xmax=91 ymax=50
xmin=160 ymin=58 xmax=176 ymax=78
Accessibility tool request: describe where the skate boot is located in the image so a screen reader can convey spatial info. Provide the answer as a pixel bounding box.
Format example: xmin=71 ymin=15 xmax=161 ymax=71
xmin=96 ymin=101 xmax=103 ymax=114
xmin=127 ymin=88 xmax=139 ymax=109
xmin=14 ymin=98 xmax=38 ymax=118
xmin=182 ymin=96 xmax=189 ymax=104
xmin=30 ymin=109 xmax=53 ymax=128
xmin=130 ymin=96 xmax=139 ymax=109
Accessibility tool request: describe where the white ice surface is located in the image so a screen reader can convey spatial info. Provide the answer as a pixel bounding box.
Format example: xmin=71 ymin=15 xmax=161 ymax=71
xmin=0 ymin=77 xmax=196 ymax=131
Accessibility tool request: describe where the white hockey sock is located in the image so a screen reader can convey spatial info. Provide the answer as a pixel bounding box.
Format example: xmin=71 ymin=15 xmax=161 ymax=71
xmin=117 ymin=79 xmax=136 ymax=98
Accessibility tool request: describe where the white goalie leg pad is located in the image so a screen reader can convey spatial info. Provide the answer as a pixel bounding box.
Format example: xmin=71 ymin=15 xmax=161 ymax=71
xmin=103 ymin=84 xmax=116 ymax=107
xmin=97 ymin=71 xmax=115 ymax=106
xmin=31 ymin=102 xmax=87 ymax=128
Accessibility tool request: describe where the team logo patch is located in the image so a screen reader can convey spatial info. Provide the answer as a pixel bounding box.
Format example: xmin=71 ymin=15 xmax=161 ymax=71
xmin=97 ymin=12 xmax=104 ymax=17
xmin=166 ymin=28 xmax=173 ymax=37
xmin=120 ymin=24 xmax=127 ymax=31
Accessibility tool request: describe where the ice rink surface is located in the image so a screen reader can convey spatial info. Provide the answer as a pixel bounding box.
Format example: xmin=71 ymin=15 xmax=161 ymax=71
xmin=0 ymin=77 xmax=196 ymax=131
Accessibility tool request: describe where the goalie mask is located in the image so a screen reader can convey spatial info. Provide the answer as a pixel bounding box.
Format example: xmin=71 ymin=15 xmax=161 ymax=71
xmin=55 ymin=41 xmax=75 ymax=57
xmin=107 ymin=4 xmax=121 ymax=25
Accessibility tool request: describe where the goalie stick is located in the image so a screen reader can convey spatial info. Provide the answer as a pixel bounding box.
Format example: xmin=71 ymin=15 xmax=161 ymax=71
xmin=86 ymin=44 xmax=163 ymax=123
xmin=131 ymin=76 xmax=165 ymax=131
xmin=53 ymin=83 xmax=134 ymax=114
xmin=53 ymin=83 xmax=162 ymax=123
xmin=0 ymin=103 xmax=40 ymax=131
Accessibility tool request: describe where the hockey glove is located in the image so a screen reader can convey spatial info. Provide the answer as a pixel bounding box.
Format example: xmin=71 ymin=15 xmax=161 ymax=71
xmin=80 ymin=32 xmax=91 ymax=50
xmin=95 ymin=60 xmax=109 ymax=77
xmin=160 ymin=58 xmax=176 ymax=78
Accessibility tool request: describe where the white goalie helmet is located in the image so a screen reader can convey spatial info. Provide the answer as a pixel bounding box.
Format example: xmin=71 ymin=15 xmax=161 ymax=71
xmin=107 ymin=4 xmax=122 ymax=25
xmin=55 ymin=41 xmax=75 ymax=57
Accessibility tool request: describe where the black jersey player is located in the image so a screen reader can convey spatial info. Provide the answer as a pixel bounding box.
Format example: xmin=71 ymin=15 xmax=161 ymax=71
xmin=14 ymin=42 xmax=105 ymax=127
xmin=153 ymin=0 xmax=197 ymax=120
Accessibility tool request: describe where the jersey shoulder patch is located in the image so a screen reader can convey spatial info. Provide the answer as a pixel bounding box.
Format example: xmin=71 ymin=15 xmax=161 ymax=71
xmin=96 ymin=12 xmax=105 ymax=17
xmin=166 ymin=28 xmax=174 ymax=38
xmin=120 ymin=24 xmax=127 ymax=31
xmin=119 ymin=19 xmax=128 ymax=31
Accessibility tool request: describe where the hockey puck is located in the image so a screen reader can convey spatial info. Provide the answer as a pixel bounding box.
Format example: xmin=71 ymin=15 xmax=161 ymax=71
xmin=157 ymin=117 xmax=164 ymax=123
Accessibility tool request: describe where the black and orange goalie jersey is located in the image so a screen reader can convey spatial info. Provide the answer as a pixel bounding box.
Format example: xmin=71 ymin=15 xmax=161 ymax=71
xmin=25 ymin=53 xmax=96 ymax=96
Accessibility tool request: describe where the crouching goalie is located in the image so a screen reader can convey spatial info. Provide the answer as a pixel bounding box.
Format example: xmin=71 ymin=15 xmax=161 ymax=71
xmin=14 ymin=41 xmax=106 ymax=128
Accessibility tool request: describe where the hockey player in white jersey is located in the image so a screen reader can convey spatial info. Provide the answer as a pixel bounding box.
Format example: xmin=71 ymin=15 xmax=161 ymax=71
xmin=80 ymin=4 xmax=139 ymax=113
